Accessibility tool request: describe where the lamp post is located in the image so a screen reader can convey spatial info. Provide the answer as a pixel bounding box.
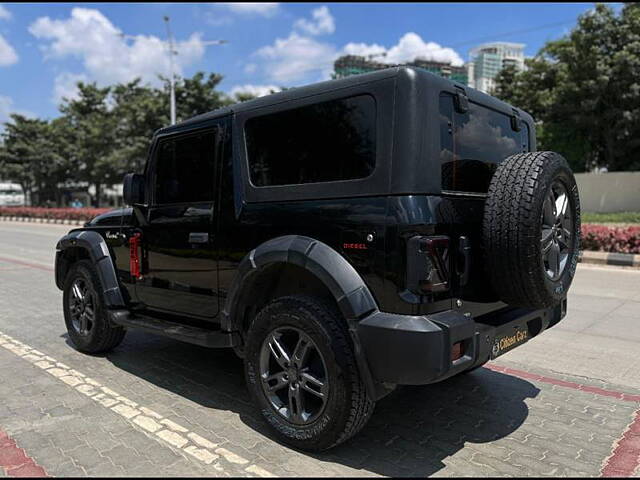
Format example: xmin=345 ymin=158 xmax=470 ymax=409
xmin=163 ymin=16 xmax=227 ymax=125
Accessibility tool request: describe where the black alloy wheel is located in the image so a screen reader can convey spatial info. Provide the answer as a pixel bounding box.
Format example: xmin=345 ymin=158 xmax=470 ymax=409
xmin=68 ymin=277 xmax=96 ymax=336
xmin=259 ymin=327 xmax=329 ymax=425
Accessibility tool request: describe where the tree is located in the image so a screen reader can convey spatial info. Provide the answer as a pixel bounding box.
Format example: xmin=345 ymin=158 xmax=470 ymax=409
xmin=493 ymin=3 xmax=640 ymax=172
xmin=109 ymin=79 xmax=165 ymax=174
xmin=59 ymin=82 xmax=117 ymax=206
xmin=0 ymin=114 xmax=69 ymax=205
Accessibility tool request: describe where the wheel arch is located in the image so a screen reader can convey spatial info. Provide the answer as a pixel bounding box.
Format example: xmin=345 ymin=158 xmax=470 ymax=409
xmin=221 ymin=235 xmax=388 ymax=400
xmin=221 ymin=235 xmax=378 ymax=334
xmin=55 ymin=230 xmax=126 ymax=308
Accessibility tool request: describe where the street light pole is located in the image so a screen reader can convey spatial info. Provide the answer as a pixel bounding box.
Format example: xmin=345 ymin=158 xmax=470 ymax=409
xmin=162 ymin=16 xmax=228 ymax=126
xmin=163 ymin=16 xmax=177 ymax=126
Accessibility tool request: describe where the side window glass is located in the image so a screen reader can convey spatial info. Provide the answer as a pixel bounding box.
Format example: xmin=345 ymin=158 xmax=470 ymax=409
xmin=245 ymin=95 xmax=376 ymax=187
xmin=154 ymin=130 xmax=217 ymax=204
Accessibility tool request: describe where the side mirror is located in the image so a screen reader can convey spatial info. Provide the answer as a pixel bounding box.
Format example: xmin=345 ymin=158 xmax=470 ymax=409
xmin=123 ymin=173 xmax=145 ymax=206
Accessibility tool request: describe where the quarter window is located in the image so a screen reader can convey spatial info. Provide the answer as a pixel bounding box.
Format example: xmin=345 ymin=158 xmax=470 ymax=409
xmin=154 ymin=130 xmax=217 ymax=204
xmin=245 ymin=95 xmax=376 ymax=187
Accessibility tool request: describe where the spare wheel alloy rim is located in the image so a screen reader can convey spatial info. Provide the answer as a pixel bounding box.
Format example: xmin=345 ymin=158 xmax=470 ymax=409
xmin=541 ymin=179 xmax=573 ymax=281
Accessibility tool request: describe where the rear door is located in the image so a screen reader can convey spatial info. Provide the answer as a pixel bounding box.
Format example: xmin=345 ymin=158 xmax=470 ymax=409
xmin=135 ymin=124 xmax=224 ymax=319
xmin=438 ymin=92 xmax=530 ymax=315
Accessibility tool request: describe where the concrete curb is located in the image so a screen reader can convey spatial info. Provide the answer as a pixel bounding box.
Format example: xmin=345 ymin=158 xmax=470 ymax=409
xmin=0 ymin=216 xmax=85 ymax=226
xmin=579 ymin=250 xmax=640 ymax=268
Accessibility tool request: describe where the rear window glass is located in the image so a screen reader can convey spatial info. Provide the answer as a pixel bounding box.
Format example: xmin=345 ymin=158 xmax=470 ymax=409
xmin=439 ymin=93 xmax=529 ymax=193
xmin=245 ymin=95 xmax=376 ymax=187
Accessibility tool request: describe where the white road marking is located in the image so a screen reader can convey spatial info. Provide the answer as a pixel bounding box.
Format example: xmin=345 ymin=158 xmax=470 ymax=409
xmin=0 ymin=330 xmax=274 ymax=477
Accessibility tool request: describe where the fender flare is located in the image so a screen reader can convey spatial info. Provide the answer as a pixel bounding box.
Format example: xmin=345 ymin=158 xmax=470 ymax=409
xmin=55 ymin=230 xmax=125 ymax=308
xmin=221 ymin=235 xmax=390 ymax=400
xmin=221 ymin=235 xmax=378 ymax=330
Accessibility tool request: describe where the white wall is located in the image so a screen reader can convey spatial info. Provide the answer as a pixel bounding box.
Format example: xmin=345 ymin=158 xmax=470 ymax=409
xmin=575 ymin=172 xmax=640 ymax=213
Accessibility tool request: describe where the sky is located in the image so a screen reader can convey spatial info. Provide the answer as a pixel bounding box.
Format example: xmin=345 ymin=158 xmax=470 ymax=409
xmin=0 ymin=2 xmax=621 ymax=126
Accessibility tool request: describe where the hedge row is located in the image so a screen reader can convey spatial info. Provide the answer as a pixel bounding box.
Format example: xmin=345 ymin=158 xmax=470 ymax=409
xmin=581 ymin=224 xmax=640 ymax=254
xmin=0 ymin=206 xmax=110 ymax=222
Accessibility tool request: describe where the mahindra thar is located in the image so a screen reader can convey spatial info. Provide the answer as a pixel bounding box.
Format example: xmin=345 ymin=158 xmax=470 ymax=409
xmin=55 ymin=67 xmax=581 ymax=451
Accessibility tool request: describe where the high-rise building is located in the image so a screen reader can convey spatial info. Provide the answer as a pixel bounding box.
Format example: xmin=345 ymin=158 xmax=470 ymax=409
xmin=332 ymin=55 xmax=468 ymax=85
xmin=467 ymin=42 xmax=525 ymax=93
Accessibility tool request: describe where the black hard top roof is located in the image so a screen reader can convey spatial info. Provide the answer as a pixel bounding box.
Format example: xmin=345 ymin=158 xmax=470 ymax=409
xmin=156 ymin=66 xmax=528 ymax=136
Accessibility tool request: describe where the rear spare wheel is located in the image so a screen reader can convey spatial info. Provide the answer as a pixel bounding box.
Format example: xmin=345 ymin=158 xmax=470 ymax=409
xmin=483 ymin=151 xmax=581 ymax=309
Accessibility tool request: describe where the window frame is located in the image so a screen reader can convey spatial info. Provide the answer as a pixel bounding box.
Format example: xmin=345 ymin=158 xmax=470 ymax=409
xmin=147 ymin=125 xmax=221 ymax=208
xmin=234 ymin=79 xmax=394 ymax=203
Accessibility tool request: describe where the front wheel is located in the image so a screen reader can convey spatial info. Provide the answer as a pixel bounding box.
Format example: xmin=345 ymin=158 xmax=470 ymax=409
xmin=63 ymin=260 xmax=126 ymax=354
xmin=244 ymin=295 xmax=374 ymax=451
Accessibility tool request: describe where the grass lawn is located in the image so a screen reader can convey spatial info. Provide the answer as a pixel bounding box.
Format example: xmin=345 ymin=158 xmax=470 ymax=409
xmin=582 ymin=211 xmax=640 ymax=224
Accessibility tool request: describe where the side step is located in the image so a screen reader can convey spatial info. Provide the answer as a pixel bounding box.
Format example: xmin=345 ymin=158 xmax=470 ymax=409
xmin=109 ymin=310 xmax=240 ymax=348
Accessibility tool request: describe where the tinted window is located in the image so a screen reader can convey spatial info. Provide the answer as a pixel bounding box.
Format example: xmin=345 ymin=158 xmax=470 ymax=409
xmin=245 ymin=95 xmax=376 ymax=186
xmin=440 ymin=93 xmax=529 ymax=192
xmin=154 ymin=130 xmax=217 ymax=204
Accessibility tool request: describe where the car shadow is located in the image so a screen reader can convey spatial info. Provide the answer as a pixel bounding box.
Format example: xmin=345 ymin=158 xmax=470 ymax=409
xmin=68 ymin=330 xmax=540 ymax=477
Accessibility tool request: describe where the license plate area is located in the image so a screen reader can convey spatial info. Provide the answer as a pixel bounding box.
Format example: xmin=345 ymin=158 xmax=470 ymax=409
xmin=490 ymin=323 xmax=531 ymax=359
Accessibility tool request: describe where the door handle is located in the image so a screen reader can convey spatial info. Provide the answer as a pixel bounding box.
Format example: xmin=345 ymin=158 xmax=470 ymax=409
xmin=188 ymin=232 xmax=209 ymax=244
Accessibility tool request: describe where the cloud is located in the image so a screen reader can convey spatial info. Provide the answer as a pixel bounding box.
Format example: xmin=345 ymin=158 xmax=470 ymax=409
xmin=0 ymin=33 xmax=17 ymax=66
xmin=342 ymin=42 xmax=387 ymax=58
xmin=0 ymin=5 xmax=17 ymax=66
xmin=29 ymin=8 xmax=206 ymax=87
xmin=254 ymin=32 xmax=337 ymax=83
xmin=294 ymin=6 xmax=335 ymax=36
xmin=343 ymin=33 xmax=464 ymax=67
xmin=244 ymin=63 xmax=257 ymax=74
xmin=0 ymin=4 xmax=11 ymax=20
xmin=221 ymin=3 xmax=279 ymax=17
xmin=229 ymin=84 xmax=281 ymax=99
xmin=52 ymin=72 xmax=89 ymax=105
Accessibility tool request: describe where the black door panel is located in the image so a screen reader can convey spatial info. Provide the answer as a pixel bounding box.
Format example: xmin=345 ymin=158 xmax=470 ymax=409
xmin=135 ymin=126 xmax=223 ymax=320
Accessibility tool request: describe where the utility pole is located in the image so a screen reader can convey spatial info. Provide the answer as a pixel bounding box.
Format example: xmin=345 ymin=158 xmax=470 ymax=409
xmin=163 ymin=16 xmax=228 ymax=126
xmin=163 ymin=15 xmax=177 ymax=125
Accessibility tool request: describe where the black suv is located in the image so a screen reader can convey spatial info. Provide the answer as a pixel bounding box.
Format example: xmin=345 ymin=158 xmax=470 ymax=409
xmin=55 ymin=67 xmax=581 ymax=451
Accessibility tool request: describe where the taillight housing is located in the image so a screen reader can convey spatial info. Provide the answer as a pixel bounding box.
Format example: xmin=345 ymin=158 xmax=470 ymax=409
xmin=129 ymin=232 xmax=143 ymax=280
xmin=406 ymin=235 xmax=450 ymax=294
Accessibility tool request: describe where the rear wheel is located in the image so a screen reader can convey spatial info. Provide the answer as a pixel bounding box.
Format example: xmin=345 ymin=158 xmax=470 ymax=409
xmin=244 ymin=295 xmax=374 ymax=451
xmin=63 ymin=260 xmax=126 ymax=353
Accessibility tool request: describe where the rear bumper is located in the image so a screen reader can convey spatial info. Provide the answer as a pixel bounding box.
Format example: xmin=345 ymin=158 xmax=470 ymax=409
xmin=357 ymin=299 xmax=566 ymax=385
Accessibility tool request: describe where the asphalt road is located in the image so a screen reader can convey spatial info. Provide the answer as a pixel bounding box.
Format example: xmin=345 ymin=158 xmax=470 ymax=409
xmin=0 ymin=220 xmax=639 ymax=477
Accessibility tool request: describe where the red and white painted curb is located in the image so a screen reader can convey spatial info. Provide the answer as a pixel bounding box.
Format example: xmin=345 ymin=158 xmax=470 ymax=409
xmin=0 ymin=429 xmax=48 ymax=477
xmin=0 ymin=216 xmax=85 ymax=226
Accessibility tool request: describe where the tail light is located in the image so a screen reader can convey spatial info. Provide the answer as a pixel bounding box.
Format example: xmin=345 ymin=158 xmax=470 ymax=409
xmin=129 ymin=232 xmax=142 ymax=280
xmin=406 ymin=235 xmax=450 ymax=294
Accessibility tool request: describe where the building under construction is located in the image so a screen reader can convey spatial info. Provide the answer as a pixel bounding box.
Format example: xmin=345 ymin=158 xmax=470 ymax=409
xmin=333 ymin=54 xmax=468 ymax=85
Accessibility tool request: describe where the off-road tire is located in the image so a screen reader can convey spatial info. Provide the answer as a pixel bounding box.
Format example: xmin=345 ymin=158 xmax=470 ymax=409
xmin=63 ymin=260 xmax=126 ymax=353
xmin=483 ymin=151 xmax=581 ymax=309
xmin=244 ymin=295 xmax=374 ymax=451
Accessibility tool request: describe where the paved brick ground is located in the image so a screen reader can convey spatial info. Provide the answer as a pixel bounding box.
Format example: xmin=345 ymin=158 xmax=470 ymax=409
xmin=1 ymin=222 xmax=639 ymax=477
